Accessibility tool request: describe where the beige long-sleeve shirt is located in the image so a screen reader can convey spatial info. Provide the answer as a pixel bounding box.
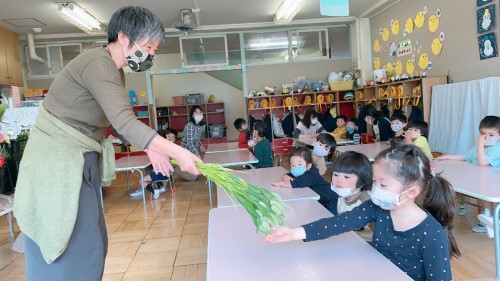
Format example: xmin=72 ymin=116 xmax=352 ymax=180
xmin=43 ymin=47 xmax=156 ymax=149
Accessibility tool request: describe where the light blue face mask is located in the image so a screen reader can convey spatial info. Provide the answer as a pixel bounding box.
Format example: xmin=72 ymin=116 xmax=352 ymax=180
xmin=485 ymin=138 xmax=499 ymax=146
xmin=346 ymin=126 xmax=355 ymax=133
xmin=313 ymin=143 xmax=329 ymax=157
xmin=291 ymin=166 xmax=307 ymax=177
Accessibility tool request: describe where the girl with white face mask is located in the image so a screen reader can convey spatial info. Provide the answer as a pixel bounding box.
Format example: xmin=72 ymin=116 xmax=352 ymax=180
xmin=265 ymin=144 xmax=460 ymax=281
xmin=181 ymin=105 xmax=206 ymax=158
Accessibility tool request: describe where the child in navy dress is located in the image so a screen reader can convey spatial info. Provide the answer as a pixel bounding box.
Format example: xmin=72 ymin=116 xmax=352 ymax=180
xmin=272 ymin=147 xmax=338 ymax=215
xmin=265 ymin=144 xmax=460 ymax=281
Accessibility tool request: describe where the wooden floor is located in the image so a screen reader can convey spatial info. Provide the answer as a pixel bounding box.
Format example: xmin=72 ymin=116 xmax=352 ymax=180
xmin=0 ymin=168 xmax=499 ymax=281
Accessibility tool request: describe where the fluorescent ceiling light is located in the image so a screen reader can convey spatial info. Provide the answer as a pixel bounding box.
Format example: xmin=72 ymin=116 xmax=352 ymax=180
xmin=245 ymin=38 xmax=303 ymax=50
xmin=56 ymin=2 xmax=104 ymax=34
xmin=274 ymin=0 xmax=304 ymax=24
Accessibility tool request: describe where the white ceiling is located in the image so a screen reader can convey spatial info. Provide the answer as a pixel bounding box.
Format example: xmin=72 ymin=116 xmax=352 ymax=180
xmin=0 ymin=0 xmax=390 ymax=38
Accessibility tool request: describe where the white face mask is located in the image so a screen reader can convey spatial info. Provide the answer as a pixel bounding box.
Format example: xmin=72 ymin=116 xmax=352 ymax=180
xmin=313 ymin=143 xmax=329 ymax=157
xmin=365 ymin=117 xmax=374 ymax=125
xmin=411 ymin=131 xmax=421 ymax=139
xmin=391 ymin=124 xmax=403 ymax=132
xmin=311 ymin=118 xmax=318 ymax=125
xmin=369 ymin=184 xmax=412 ymax=210
xmin=194 ymin=114 xmax=203 ymax=123
xmin=331 ymin=184 xmax=358 ymax=197
xmin=485 ymin=137 xmax=500 ymax=146
xmin=248 ymin=139 xmax=256 ymax=147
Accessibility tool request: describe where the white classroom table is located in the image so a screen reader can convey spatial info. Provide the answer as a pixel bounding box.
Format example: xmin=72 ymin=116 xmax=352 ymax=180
xmin=294 ymin=135 xmax=354 ymax=146
xmin=432 ymin=160 xmax=500 ymax=280
xmin=0 ymin=195 xmax=14 ymax=237
xmin=206 ymin=142 xmax=245 ymax=153
xmin=115 ymin=154 xmax=151 ymax=205
xmin=203 ymin=149 xmax=259 ymax=207
xmin=207 ymin=199 xmax=411 ymax=281
xmin=336 ymin=142 xmax=390 ymax=161
xmin=216 ymin=166 xmax=320 ymax=207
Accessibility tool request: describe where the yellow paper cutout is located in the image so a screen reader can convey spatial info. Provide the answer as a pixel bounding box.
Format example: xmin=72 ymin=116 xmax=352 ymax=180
xmin=431 ymin=38 xmax=443 ymax=56
xmin=139 ymin=90 xmax=146 ymax=97
xmin=406 ymin=59 xmax=415 ymax=75
xmin=395 ymin=61 xmax=403 ymax=75
xmin=385 ymin=62 xmax=394 ymax=76
xmin=418 ymin=53 xmax=429 ymax=70
xmin=414 ymin=11 xmax=426 ymax=28
xmin=382 ymin=28 xmax=390 ymax=42
xmin=428 ymin=14 xmax=439 ymax=33
xmin=374 ymin=57 xmax=381 ymax=70
xmin=391 ymin=20 xmax=400 ymax=35
xmin=373 ymin=39 xmax=381 ymax=53
xmin=405 ymin=18 xmax=414 ymax=34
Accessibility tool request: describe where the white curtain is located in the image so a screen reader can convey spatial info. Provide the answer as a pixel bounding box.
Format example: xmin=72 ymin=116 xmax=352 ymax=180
xmin=429 ymin=77 xmax=500 ymax=154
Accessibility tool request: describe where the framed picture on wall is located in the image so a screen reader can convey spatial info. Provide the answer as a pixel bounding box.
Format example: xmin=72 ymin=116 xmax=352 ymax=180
xmin=477 ymin=0 xmax=493 ymax=7
xmin=477 ymin=4 xmax=495 ymax=33
xmin=478 ymin=32 xmax=498 ymax=60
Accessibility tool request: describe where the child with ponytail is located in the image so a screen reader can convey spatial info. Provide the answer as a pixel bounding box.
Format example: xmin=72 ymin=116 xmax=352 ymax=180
xmin=265 ymin=144 xmax=460 ymax=281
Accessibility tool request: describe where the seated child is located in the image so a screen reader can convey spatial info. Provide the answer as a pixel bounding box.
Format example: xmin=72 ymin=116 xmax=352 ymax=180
xmin=252 ymin=121 xmax=274 ymax=168
xmin=390 ymin=113 xmax=407 ymax=140
xmin=404 ymin=120 xmax=433 ymax=160
xmin=331 ymin=115 xmax=348 ymax=139
xmin=437 ymin=115 xmax=500 ymax=237
xmin=272 ymin=147 xmax=339 ymax=215
xmin=130 ymin=128 xmax=178 ymax=199
xmin=311 ymin=133 xmax=336 ymax=176
xmin=293 ymin=109 xmax=326 ymax=138
xmin=330 ymin=151 xmax=373 ymax=240
xmin=346 ymin=117 xmax=361 ymax=144
xmin=234 ymin=118 xmax=249 ymax=148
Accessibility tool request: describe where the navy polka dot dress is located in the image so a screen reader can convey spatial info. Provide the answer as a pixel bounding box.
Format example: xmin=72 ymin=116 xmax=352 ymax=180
xmin=302 ymin=200 xmax=452 ymax=281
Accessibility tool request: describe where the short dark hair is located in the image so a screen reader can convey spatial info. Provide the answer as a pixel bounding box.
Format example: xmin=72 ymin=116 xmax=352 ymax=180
xmin=254 ymin=121 xmax=267 ymax=137
xmin=347 ymin=117 xmax=358 ymax=125
xmin=331 ymin=151 xmax=372 ymax=191
xmin=390 ymin=112 xmax=407 ymax=123
xmin=408 ymin=119 xmax=429 ymax=138
xmin=479 ymin=115 xmax=500 ymax=133
xmin=108 ymin=6 xmax=165 ymax=47
xmin=362 ymin=104 xmax=378 ymax=118
xmin=316 ymin=133 xmax=336 ymax=153
xmin=164 ymin=128 xmax=178 ymax=137
xmin=336 ymin=115 xmax=347 ymax=122
xmin=290 ymin=147 xmax=313 ymax=165
xmin=188 ymin=105 xmax=204 ymax=125
xmin=233 ymin=118 xmax=247 ymax=130
xmin=302 ymin=109 xmax=318 ymax=128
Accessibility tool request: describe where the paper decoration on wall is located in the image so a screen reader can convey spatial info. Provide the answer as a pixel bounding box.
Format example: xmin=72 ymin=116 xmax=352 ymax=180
xmin=397 ymin=39 xmax=413 ymax=57
xmin=395 ymin=60 xmax=403 ymax=75
xmin=391 ymin=19 xmax=400 ymax=35
xmin=428 ymin=9 xmax=441 ymax=34
xmin=477 ymin=5 xmax=495 ymax=33
xmin=414 ymin=10 xmax=426 ymax=28
xmin=405 ymin=18 xmax=414 ymax=35
xmin=381 ymin=27 xmax=390 ymax=41
xmin=418 ymin=53 xmax=430 ymax=69
xmin=477 ymin=0 xmax=493 ymax=7
xmin=389 ymin=42 xmax=397 ymax=57
xmin=373 ymin=57 xmax=381 ymax=69
xmin=431 ymin=38 xmax=443 ymax=56
xmin=373 ymin=39 xmax=381 ymax=53
xmin=406 ymin=59 xmax=415 ymax=75
xmin=385 ymin=62 xmax=394 ymax=76
xmin=478 ymin=32 xmax=498 ymax=60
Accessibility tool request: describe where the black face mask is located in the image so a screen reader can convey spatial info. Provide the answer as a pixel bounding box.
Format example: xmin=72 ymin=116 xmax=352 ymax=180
xmin=124 ymin=44 xmax=154 ymax=72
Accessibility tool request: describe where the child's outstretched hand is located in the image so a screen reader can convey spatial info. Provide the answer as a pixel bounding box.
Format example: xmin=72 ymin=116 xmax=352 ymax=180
xmin=263 ymin=226 xmax=306 ymax=243
xmin=281 ymin=175 xmax=293 ymax=185
xmin=271 ymin=181 xmax=291 ymax=188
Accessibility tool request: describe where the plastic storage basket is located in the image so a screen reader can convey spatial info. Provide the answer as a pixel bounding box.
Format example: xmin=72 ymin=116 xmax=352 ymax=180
xmin=329 ymin=80 xmax=354 ymax=91
xmin=209 ymin=124 xmax=225 ymax=138
xmin=173 ymin=96 xmax=185 ymax=105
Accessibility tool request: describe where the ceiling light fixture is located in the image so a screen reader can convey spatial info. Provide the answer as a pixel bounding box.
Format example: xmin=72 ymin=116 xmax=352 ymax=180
xmin=274 ymin=0 xmax=304 ymax=24
xmin=56 ymin=2 xmax=104 ymax=34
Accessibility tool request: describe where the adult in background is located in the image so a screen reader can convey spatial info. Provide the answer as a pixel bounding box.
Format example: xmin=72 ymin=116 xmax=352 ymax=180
xmin=362 ymin=104 xmax=394 ymax=142
xmin=14 ymin=6 xmax=201 ymax=281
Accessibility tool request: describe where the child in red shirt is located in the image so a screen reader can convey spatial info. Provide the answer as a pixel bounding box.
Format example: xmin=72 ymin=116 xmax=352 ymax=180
xmin=234 ymin=118 xmax=249 ymax=148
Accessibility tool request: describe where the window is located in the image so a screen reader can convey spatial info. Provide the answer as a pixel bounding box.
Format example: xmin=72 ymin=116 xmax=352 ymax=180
xmin=179 ymin=35 xmax=229 ymax=67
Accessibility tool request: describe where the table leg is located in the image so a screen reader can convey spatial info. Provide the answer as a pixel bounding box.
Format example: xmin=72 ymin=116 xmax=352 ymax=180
xmin=137 ymin=169 xmax=145 ymax=205
xmin=208 ymin=180 xmax=213 ymax=207
xmin=494 ymin=203 xmax=500 ymax=280
xmin=7 ymin=211 xmax=14 ymax=238
xmin=126 ymin=171 xmax=131 ymax=192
